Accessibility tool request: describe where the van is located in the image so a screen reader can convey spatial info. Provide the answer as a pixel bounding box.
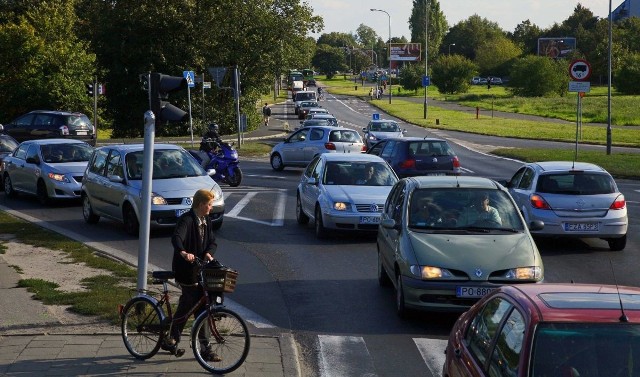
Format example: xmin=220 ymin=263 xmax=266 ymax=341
xmin=291 ymin=80 xmax=304 ymax=99
xmin=293 ymin=90 xmax=317 ymax=114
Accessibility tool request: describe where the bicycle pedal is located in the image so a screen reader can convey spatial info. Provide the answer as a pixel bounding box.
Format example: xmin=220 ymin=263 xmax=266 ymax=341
xmin=175 ymin=348 xmax=186 ymax=358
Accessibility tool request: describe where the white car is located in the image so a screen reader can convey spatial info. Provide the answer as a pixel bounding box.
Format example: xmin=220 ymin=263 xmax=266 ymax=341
xmin=296 ymin=153 xmax=398 ymax=238
xmin=81 ymin=144 xmax=224 ymax=235
xmin=362 ymin=119 xmax=405 ymax=149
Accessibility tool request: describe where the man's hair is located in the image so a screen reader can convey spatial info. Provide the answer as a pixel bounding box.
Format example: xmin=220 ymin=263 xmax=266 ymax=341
xmin=193 ymin=188 xmax=215 ymax=207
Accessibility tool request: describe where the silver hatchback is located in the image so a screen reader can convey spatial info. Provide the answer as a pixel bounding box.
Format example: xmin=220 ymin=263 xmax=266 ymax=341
xmin=81 ymin=144 xmax=224 ymax=235
xmin=504 ymin=161 xmax=628 ymax=250
xmin=270 ymin=126 xmax=365 ymax=171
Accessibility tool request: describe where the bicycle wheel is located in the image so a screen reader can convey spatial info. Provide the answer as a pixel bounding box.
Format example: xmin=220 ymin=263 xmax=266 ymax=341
xmin=121 ymin=296 xmax=164 ymax=359
xmin=191 ymin=307 xmax=250 ymax=374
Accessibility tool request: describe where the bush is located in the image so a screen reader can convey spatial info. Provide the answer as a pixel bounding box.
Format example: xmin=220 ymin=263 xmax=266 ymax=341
xmin=614 ymin=52 xmax=640 ymax=94
xmin=508 ymin=55 xmax=569 ymax=97
xmin=431 ymin=55 xmax=477 ymax=94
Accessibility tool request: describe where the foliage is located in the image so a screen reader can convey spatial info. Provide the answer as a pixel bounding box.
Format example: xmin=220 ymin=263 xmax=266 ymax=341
xmin=431 ymin=55 xmax=476 ymax=94
xmin=474 ymin=36 xmax=522 ymax=77
xmin=508 ymin=55 xmax=569 ymax=97
xmin=312 ymin=44 xmax=347 ymax=78
xmin=408 ymin=0 xmax=448 ymax=64
xmin=442 ymin=14 xmax=505 ymax=61
xmin=613 ymin=52 xmax=640 ymax=94
xmin=398 ymin=63 xmax=425 ymax=93
xmin=509 ymin=20 xmax=542 ymax=55
xmin=356 ymin=24 xmax=377 ymax=48
xmin=0 ymin=0 xmax=96 ymax=121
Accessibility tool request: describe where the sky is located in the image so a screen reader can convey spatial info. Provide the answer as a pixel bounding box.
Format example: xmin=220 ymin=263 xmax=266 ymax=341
xmin=308 ymin=0 xmax=613 ymax=41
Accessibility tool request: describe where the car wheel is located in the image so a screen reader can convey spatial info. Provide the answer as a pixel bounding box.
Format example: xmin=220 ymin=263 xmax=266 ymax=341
xmin=314 ymin=206 xmax=328 ymax=239
xmin=296 ymin=194 xmax=309 ymax=225
xmin=270 ymin=153 xmax=284 ymax=171
xmin=608 ymin=234 xmax=627 ymax=251
xmin=4 ymin=174 xmax=16 ymax=197
xmin=377 ymin=249 xmax=391 ymax=287
xmin=82 ymin=194 xmax=100 ymax=224
xmin=36 ymin=180 xmax=49 ymax=205
xmin=123 ymin=203 xmax=140 ymax=236
xmin=396 ymin=273 xmax=407 ymax=318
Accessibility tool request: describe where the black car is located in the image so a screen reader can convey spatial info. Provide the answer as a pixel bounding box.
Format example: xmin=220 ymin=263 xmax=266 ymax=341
xmin=366 ymin=137 xmax=461 ymax=178
xmin=1 ymin=110 xmax=96 ymax=146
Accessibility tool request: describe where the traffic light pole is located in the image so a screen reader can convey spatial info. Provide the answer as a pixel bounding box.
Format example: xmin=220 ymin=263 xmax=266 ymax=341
xmin=92 ymin=77 xmax=98 ymax=137
xmin=137 ymin=110 xmax=156 ymax=292
xmin=234 ymin=65 xmax=242 ymax=147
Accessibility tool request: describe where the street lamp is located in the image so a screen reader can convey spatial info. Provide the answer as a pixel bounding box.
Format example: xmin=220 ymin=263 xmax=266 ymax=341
xmin=448 ymin=43 xmax=456 ymax=55
xmin=607 ymin=0 xmax=612 ymax=154
xmin=370 ymin=8 xmax=392 ymax=104
xmin=424 ymin=0 xmax=429 ymax=119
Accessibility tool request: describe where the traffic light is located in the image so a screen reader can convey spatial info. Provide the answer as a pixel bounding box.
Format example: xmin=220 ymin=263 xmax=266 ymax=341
xmin=150 ymin=73 xmax=188 ymax=123
xmin=86 ymin=83 xmax=94 ymax=97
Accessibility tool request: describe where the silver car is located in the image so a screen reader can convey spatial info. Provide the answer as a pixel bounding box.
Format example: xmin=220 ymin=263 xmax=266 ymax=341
xmin=81 ymin=144 xmax=224 ymax=235
xmin=377 ymin=176 xmax=544 ymax=316
xmin=2 ymin=139 xmax=94 ymax=204
xmin=504 ymin=161 xmax=628 ymax=251
xmin=296 ymin=153 xmax=398 ymax=238
xmin=362 ymin=119 xmax=405 ymax=149
xmin=270 ymin=126 xmax=365 ymax=171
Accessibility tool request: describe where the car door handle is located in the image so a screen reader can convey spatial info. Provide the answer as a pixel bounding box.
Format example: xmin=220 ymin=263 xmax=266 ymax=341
xmin=454 ymin=348 xmax=462 ymax=358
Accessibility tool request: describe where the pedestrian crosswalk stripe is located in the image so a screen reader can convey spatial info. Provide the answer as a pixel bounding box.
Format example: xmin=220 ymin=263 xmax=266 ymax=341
xmin=318 ymin=335 xmax=377 ymax=377
xmin=413 ymin=338 xmax=448 ymax=377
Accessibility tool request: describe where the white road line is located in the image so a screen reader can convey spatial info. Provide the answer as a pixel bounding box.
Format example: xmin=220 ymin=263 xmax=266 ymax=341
xmin=243 ymin=174 xmax=287 ymax=180
xmin=225 ymin=192 xmax=257 ymax=217
xmin=413 ymin=338 xmax=448 ymax=377
xmin=224 ymin=190 xmax=287 ymax=226
xmin=318 ymin=335 xmax=377 ymax=377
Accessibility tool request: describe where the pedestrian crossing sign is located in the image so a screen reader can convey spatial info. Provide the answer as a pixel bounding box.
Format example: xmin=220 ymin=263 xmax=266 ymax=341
xmin=183 ymin=71 xmax=195 ymax=88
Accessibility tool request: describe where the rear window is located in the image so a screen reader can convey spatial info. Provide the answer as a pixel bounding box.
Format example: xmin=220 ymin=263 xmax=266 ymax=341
xmin=65 ymin=115 xmax=93 ymax=130
xmin=295 ymin=92 xmax=316 ymax=101
xmin=329 ymin=130 xmax=361 ymax=143
xmin=536 ymin=173 xmax=616 ymax=195
xmin=408 ymin=141 xmax=454 ymax=157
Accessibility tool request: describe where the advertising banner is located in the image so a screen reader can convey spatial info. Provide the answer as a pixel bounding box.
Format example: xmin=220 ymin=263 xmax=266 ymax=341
xmin=389 ymin=43 xmax=422 ymax=61
xmin=537 ymin=37 xmax=576 ymax=59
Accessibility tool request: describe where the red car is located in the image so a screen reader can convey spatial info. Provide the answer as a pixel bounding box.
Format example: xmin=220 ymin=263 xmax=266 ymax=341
xmin=443 ymin=283 xmax=640 ymax=377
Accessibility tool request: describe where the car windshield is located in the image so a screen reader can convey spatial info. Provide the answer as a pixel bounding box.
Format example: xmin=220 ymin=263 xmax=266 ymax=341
xmin=408 ymin=140 xmax=454 ymax=157
xmin=323 ymin=161 xmax=397 ymax=186
xmin=329 ymin=130 xmax=361 ymax=143
xmin=536 ymin=173 xmax=616 ymax=195
xmin=531 ymin=323 xmax=640 ymax=376
xmin=370 ymin=122 xmax=399 ymax=132
xmin=126 ymin=149 xmax=205 ymax=180
xmin=408 ymin=188 xmax=524 ymax=231
xmin=0 ymin=137 xmax=18 ymax=153
xmin=41 ymin=143 xmax=93 ymax=163
xmin=302 ymin=120 xmax=330 ymax=127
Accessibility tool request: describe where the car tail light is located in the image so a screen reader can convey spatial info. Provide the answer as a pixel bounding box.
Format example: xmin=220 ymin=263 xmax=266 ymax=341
xmin=452 ymin=156 xmax=460 ymax=168
xmin=361 ymin=145 xmax=367 ymax=152
xmin=324 ymin=143 xmax=336 ymax=150
xmin=610 ymin=194 xmax=626 ymax=210
xmin=530 ymin=194 xmax=551 ymax=209
xmin=400 ymin=159 xmax=416 ymax=169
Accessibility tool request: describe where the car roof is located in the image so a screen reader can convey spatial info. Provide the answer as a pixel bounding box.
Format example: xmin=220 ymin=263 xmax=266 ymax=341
xmin=312 ymin=114 xmax=336 ymax=119
xmin=321 ymin=153 xmax=382 ymax=162
xmin=19 ymin=138 xmax=89 ymax=145
xmin=97 ymin=143 xmax=181 ymax=152
xmin=530 ymin=161 xmax=606 ymax=173
xmin=305 ymin=125 xmax=349 ymax=131
xmin=369 ymin=119 xmax=398 ymax=123
xmin=502 ymin=283 xmax=640 ymax=322
xmin=28 ymin=110 xmax=87 ymax=117
xmin=376 ymin=136 xmax=446 ymax=143
xmin=408 ymin=175 xmax=500 ymax=189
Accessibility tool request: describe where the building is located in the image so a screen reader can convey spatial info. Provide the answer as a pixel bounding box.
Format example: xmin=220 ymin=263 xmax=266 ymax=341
xmin=612 ymin=0 xmax=640 ymax=21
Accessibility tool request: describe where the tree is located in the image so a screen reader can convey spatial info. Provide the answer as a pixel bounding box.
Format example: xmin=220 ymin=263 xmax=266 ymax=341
xmin=475 ymin=36 xmax=522 ymax=77
xmin=317 ymin=32 xmax=357 ymax=49
xmin=443 ymin=14 xmax=505 ymax=60
xmin=408 ymin=0 xmax=448 ymax=66
xmin=613 ymin=52 xmax=640 ymax=94
xmin=356 ymin=24 xmax=377 ymax=49
xmin=508 ymin=55 xmax=569 ymax=97
xmin=398 ymin=62 xmax=424 ymax=93
xmin=0 ymin=0 xmax=96 ymax=121
xmin=431 ymin=54 xmax=476 ymax=94
xmin=312 ymin=44 xmax=347 ymax=78
xmin=509 ymin=20 xmax=542 ymax=55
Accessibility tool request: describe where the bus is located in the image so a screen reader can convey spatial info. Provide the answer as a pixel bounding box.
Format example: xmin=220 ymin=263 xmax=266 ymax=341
xmin=287 ymin=70 xmax=304 ymax=90
xmin=301 ymin=69 xmax=314 ymax=83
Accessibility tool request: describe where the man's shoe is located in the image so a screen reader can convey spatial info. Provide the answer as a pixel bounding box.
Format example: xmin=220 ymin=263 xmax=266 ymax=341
xmin=201 ymin=347 xmax=222 ymax=362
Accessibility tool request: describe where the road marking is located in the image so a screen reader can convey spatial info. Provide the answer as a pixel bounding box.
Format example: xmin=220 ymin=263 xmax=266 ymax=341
xmin=224 ymin=190 xmax=287 ymax=226
xmin=243 ymin=174 xmax=287 ymax=180
xmin=318 ymin=335 xmax=377 ymax=377
xmin=414 ymin=338 xmax=448 ymax=377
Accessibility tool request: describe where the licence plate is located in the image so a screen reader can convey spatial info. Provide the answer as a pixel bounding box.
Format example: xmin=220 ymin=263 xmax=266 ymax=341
xmin=564 ymin=222 xmax=599 ymax=232
xmin=456 ymin=286 xmax=496 ymax=298
xmin=360 ymin=216 xmax=380 ymax=224
xmin=175 ymin=208 xmax=189 ymax=217
xmin=76 ymin=131 xmax=88 ymax=136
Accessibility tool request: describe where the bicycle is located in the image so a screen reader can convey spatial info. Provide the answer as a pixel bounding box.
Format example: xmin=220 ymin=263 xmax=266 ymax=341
xmin=119 ymin=258 xmax=250 ymax=374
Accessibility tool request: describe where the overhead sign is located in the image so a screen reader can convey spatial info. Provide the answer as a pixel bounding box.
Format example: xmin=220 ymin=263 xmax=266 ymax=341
xmin=569 ymin=81 xmax=591 ymax=93
xmin=183 ymin=70 xmax=195 ymax=88
xmin=389 ymin=43 xmax=421 ymax=62
xmin=569 ymin=60 xmax=591 ymax=81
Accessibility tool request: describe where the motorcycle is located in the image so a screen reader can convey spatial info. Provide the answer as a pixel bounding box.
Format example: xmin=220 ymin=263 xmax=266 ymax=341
xmin=189 ymin=138 xmax=242 ymax=187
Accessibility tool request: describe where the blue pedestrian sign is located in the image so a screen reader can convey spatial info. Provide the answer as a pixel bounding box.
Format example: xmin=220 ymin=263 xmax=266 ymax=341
xmin=183 ymin=71 xmax=195 ymax=88
xmin=422 ymin=75 xmax=431 ymax=87
xmin=372 ymin=113 xmax=380 ymax=120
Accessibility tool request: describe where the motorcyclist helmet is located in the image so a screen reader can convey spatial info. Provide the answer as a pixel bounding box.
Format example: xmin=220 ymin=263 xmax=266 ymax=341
xmin=208 ymin=123 xmax=219 ymax=133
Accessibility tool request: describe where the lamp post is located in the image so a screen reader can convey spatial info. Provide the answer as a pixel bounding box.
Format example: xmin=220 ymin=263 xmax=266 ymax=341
xmin=607 ymin=0 xmax=612 ymax=155
xmin=448 ymin=43 xmax=456 ymax=55
xmin=370 ymin=8 xmax=391 ymax=104
xmin=424 ymin=0 xmax=429 ymax=119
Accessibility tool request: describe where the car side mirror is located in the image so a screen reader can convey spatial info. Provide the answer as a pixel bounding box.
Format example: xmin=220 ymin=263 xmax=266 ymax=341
xmin=0 ymin=124 xmax=4 ymax=132
xmin=207 ymin=168 xmax=216 ymax=176
xmin=109 ymin=175 xmax=124 ymax=183
xmin=497 ymin=179 xmax=510 ymax=188
xmin=306 ymin=177 xmax=317 ymax=185
xmin=362 ymin=128 xmax=367 ymax=133
xmin=528 ymin=220 xmax=544 ymax=231
xmin=402 ymin=129 xmax=407 ymax=134
xmin=380 ymin=218 xmax=398 ymax=230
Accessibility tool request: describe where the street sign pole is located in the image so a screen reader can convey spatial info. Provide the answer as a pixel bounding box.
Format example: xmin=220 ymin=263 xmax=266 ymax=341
xmin=184 ymin=71 xmax=195 ymax=147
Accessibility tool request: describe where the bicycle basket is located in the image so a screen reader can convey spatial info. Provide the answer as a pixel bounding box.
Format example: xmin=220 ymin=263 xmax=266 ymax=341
xmin=202 ymin=267 xmax=238 ymax=293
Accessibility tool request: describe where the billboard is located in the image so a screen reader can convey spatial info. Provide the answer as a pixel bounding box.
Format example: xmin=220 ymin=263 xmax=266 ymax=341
xmin=537 ymin=37 xmax=576 ymax=59
xmin=389 ymin=43 xmax=422 ymax=61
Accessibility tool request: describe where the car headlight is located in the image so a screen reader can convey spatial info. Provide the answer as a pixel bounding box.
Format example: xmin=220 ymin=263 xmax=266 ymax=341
xmin=210 ymin=184 xmax=224 ymax=202
xmin=48 ymin=172 xmax=69 ymax=183
xmin=333 ymin=202 xmax=351 ymax=211
xmin=505 ymin=267 xmax=542 ymax=280
xmin=410 ymin=265 xmax=453 ymax=279
xmin=367 ymin=135 xmax=377 ymax=141
xmin=151 ymin=192 xmax=168 ymax=205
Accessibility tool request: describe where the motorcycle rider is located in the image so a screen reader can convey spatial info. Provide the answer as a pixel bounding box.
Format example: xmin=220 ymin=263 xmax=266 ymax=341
xmin=202 ymin=123 xmax=223 ymax=152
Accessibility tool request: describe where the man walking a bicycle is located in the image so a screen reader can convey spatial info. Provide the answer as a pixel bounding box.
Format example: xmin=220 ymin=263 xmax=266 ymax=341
xmin=169 ymin=188 xmax=220 ymax=361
